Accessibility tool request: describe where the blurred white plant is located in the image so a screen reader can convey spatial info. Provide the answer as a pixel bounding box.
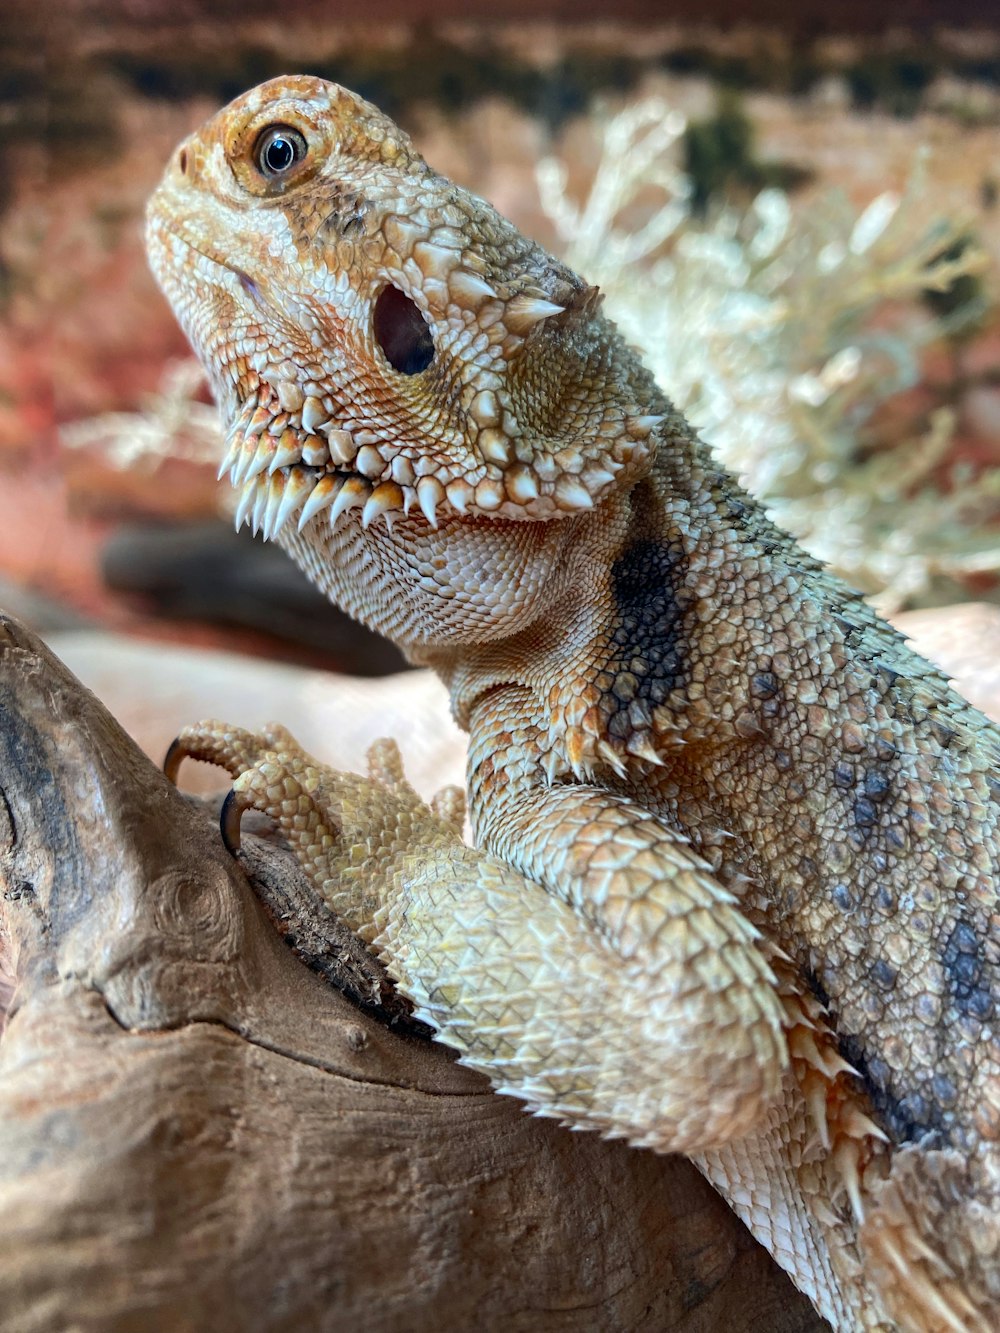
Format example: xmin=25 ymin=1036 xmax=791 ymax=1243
xmin=60 ymin=359 xmax=219 ymax=470
xmin=63 ymin=98 xmax=999 ymax=613
xmin=538 ymin=99 xmax=1000 ymax=612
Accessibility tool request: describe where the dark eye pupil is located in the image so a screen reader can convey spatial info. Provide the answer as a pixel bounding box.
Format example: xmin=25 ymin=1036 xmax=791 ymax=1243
xmin=373 ymin=285 xmax=435 ymax=375
xmin=254 ymin=125 xmax=307 ymax=179
xmin=265 ymin=136 xmax=294 ymax=172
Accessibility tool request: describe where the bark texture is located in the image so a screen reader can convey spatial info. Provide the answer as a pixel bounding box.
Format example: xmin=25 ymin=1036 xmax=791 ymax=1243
xmin=0 ymin=612 xmax=824 ymax=1332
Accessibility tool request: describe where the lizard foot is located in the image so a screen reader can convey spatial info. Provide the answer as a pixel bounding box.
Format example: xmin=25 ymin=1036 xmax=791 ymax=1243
xmin=167 ymin=718 xmax=789 ymax=1155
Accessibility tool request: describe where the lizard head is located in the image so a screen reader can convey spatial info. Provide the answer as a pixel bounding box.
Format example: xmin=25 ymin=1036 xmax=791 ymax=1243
xmin=147 ymin=75 xmax=665 ymax=537
xmin=147 ymin=75 xmax=675 ymax=654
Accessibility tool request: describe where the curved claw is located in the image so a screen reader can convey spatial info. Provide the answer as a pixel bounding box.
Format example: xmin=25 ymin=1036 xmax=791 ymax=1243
xmin=163 ymin=736 xmax=188 ymax=786
xmin=220 ymin=787 xmax=244 ymax=855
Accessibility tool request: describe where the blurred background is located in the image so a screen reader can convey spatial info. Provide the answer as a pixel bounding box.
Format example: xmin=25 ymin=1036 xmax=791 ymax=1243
xmin=3 ymin=1 xmax=1000 ymax=701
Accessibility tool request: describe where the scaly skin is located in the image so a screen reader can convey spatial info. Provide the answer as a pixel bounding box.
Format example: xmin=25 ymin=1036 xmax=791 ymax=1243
xmin=147 ymin=77 xmax=1000 ymax=1331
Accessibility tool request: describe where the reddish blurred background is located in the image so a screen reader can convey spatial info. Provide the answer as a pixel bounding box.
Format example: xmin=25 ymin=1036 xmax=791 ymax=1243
xmin=3 ymin=1 xmax=999 ymax=676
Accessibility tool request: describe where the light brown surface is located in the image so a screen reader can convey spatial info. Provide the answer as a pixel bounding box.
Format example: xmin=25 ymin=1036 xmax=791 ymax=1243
xmin=47 ymin=629 xmax=466 ymax=799
xmin=893 ymin=602 xmax=1000 ymax=723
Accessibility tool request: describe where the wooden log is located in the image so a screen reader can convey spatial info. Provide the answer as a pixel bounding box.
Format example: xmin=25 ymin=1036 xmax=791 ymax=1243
xmin=0 ymin=612 xmax=825 ymax=1332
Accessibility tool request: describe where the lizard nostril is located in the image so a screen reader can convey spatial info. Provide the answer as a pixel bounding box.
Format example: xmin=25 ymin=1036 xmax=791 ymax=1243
xmin=373 ymin=283 xmax=434 ymax=376
xmin=178 ymin=148 xmax=188 ymax=175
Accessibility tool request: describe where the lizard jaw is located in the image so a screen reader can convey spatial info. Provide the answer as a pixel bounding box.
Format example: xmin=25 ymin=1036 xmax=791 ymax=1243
xmin=217 ymin=378 xmax=664 ymax=540
xmin=219 ymin=384 xmax=418 ymax=541
xmin=147 ymin=185 xmax=664 ymax=534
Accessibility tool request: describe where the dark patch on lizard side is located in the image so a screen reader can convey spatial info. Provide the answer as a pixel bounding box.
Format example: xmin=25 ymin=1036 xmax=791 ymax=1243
xmin=838 ymin=1033 xmax=945 ymax=1146
xmin=605 ymin=516 xmax=693 ymax=743
xmin=803 ymin=966 xmax=831 ymax=1010
xmin=805 ymin=957 xmax=952 ymax=1147
xmin=941 ymin=917 xmax=995 ymax=1022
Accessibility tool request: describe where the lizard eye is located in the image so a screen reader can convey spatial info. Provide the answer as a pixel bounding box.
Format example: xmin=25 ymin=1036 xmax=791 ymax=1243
xmin=254 ymin=125 xmax=308 ymax=179
xmin=373 ymin=284 xmax=435 ymax=375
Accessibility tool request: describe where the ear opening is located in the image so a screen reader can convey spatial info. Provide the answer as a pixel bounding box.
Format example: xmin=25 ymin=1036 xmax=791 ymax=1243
xmin=373 ymin=284 xmax=434 ymax=375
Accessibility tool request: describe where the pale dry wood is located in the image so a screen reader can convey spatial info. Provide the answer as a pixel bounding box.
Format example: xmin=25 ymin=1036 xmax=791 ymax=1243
xmin=0 ymin=611 xmax=823 ymax=1332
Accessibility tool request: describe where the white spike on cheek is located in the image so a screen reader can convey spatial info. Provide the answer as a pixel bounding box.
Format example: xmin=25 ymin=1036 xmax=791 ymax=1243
xmin=831 ymin=1139 xmax=865 ymax=1223
xmin=271 ymin=467 xmax=315 ymax=537
xmin=469 ymin=389 xmax=501 ymax=428
xmin=361 ymin=482 xmax=404 ymax=530
xmin=504 ymin=294 xmax=564 ymax=335
xmin=245 ymin=405 xmax=273 ymax=439
xmin=297 ymin=473 xmax=342 ymax=530
xmin=445 ymin=479 xmax=473 ymax=516
xmin=230 ymin=442 xmax=256 ymax=487
xmin=234 ymin=480 xmax=257 ymax=532
xmin=329 ymin=477 xmax=370 ymax=525
xmin=218 ymin=433 xmax=242 ymax=482
xmin=449 ymin=270 xmax=496 ymax=308
xmin=478 ymin=429 xmax=513 ymax=466
xmin=234 ymin=395 xmax=258 ymax=429
xmin=582 ymin=466 xmax=618 ymax=490
xmin=554 ymin=475 xmax=594 ymax=512
xmin=504 ymin=464 xmax=540 ymax=504
xmin=416 ymin=476 xmax=443 ymax=529
xmin=260 ymin=474 xmax=285 ymax=541
xmin=626 ymin=413 xmax=666 ymax=439
xmin=625 ymin=735 xmax=666 ymax=767
xmin=595 ymin=740 xmax=628 ymax=779
xmin=250 ymin=477 xmax=270 ymax=536
xmin=268 ymin=427 xmax=301 ymax=474
xmin=244 ymin=435 xmax=277 ymax=481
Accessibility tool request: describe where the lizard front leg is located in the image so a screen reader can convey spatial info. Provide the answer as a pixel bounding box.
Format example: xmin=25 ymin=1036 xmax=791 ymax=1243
xmin=461 ymin=688 xmax=790 ymax=1151
xmin=168 ymin=715 xmax=787 ymax=1156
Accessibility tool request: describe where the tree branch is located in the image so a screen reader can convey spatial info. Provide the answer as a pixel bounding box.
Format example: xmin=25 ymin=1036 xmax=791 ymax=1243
xmin=0 ymin=612 xmax=824 ymax=1332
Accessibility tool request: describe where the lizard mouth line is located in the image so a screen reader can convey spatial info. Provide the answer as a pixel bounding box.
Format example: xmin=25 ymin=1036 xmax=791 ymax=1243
xmin=153 ymin=222 xmax=260 ymax=293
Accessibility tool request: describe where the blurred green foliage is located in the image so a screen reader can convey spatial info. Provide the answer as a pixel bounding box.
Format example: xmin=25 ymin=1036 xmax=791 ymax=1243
xmin=682 ymin=93 xmax=812 ymax=215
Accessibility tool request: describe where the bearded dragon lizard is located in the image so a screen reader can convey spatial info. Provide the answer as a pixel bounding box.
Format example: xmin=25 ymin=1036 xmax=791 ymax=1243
xmin=146 ymin=76 xmax=1000 ymax=1331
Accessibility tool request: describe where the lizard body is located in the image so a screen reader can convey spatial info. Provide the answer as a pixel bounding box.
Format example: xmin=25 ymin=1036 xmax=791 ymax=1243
xmin=147 ymin=77 xmax=1000 ymax=1331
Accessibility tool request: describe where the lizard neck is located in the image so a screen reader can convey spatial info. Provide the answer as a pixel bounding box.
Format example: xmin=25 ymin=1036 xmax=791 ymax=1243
xmin=422 ymin=433 xmax=788 ymax=748
xmin=435 ymin=432 xmax=993 ymax=792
